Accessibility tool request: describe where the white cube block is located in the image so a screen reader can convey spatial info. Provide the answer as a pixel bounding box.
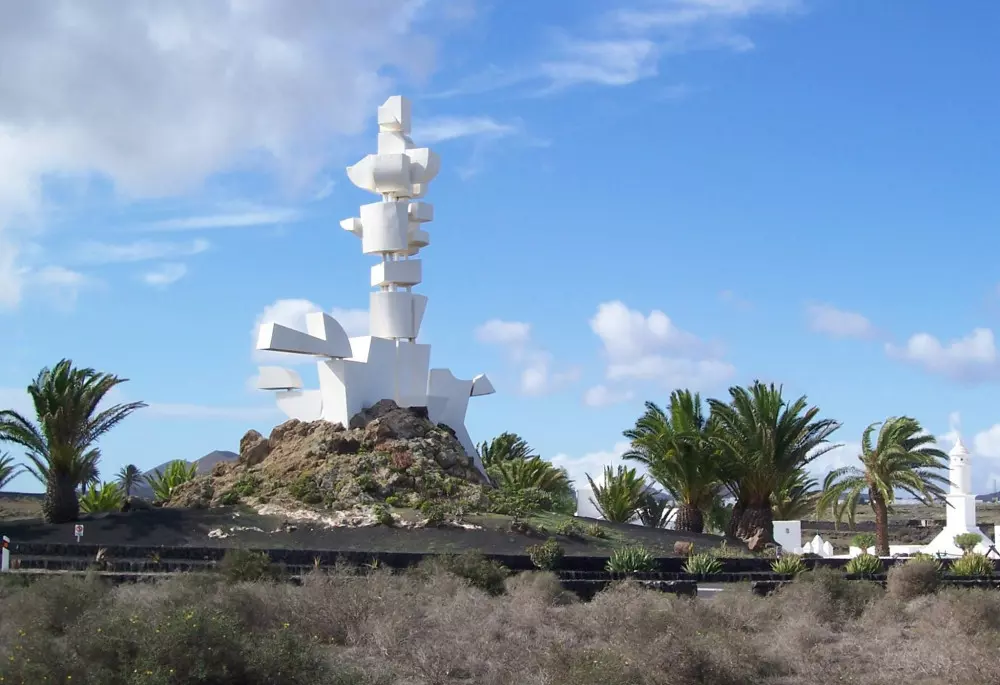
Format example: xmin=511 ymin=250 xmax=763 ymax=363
xmin=371 ymin=154 xmax=412 ymax=195
xmin=371 ymin=259 xmax=422 ymax=287
xmin=378 ymin=95 xmax=411 ymax=133
xmin=370 ymin=291 xmax=428 ymax=339
xmin=360 ymin=201 xmax=409 ymax=254
xmin=408 ymin=201 xmax=434 ymax=223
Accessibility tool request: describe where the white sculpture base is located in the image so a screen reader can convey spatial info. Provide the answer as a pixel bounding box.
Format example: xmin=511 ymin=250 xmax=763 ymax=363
xmin=923 ymin=494 xmax=992 ymax=557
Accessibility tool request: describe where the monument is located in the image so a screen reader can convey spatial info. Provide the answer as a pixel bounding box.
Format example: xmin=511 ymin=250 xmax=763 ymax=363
xmin=253 ymin=95 xmax=495 ymax=477
xmin=923 ymin=436 xmax=993 ymax=557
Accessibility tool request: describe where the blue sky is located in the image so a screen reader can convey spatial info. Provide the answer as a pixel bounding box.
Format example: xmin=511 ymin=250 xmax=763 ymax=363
xmin=2 ymin=0 xmax=1000 ymax=494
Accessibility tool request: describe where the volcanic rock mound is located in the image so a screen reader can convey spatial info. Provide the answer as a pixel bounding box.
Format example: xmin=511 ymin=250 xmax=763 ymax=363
xmin=166 ymin=400 xmax=491 ymax=511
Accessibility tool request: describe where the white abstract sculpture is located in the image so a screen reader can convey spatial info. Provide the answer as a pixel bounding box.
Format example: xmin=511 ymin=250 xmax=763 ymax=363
xmin=923 ymin=436 xmax=993 ymax=557
xmin=255 ymin=95 xmax=495 ymax=477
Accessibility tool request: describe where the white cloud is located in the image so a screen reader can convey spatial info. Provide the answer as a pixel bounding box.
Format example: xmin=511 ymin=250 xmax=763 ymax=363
xmin=589 ymin=300 xmax=735 ymax=391
xmin=142 ymin=263 xmax=188 ymax=288
xmin=0 ymin=0 xmax=443 ymax=307
xmin=144 ymin=209 xmax=302 ymax=232
xmin=805 ymin=303 xmax=876 ymax=340
xmin=475 ymin=319 xmax=532 ymax=346
xmin=886 ymin=328 xmax=997 ymax=382
xmin=475 ymin=318 xmax=578 ymax=395
xmin=75 ymin=238 xmax=210 ymax=264
xmin=583 ymin=384 xmax=635 ymax=408
xmin=550 ymin=441 xmax=636 ymax=489
xmin=974 ymin=426 xmax=1000 ymax=459
xmin=412 ymin=116 xmax=520 ymax=144
xmin=540 ymin=38 xmax=660 ymax=89
xmin=22 ymin=265 xmax=93 ymax=310
xmin=144 ymin=403 xmax=281 ymax=420
xmin=252 ymin=299 xmax=369 ymax=365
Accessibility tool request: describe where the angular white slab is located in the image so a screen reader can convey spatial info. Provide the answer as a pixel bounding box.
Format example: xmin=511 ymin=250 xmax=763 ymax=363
xmin=471 ymin=374 xmax=495 ymax=397
xmin=257 ymin=322 xmax=351 ymax=358
xmin=256 ymin=366 xmax=304 ymax=390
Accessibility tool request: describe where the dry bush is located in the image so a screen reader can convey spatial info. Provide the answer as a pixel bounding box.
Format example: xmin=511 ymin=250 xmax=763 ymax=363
xmin=6 ymin=565 xmax=1000 ymax=684
xmin=887 ymin=559 xmax=940 ymax=600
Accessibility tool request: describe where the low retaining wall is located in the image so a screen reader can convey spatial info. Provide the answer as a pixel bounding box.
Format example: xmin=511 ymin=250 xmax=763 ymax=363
xmin=3 ymin=540 xmax=923 ymax=573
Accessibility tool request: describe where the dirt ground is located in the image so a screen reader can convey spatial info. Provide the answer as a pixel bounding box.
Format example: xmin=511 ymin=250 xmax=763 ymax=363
xmin=0 ymin=493 xmax=43 ymax=521
xmin=0 ymin=504 xmax=733 ymax=558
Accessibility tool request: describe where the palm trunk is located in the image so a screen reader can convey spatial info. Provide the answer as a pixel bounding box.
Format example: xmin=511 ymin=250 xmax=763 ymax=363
xmin=734 ymin=504 xmax=774 ymax=550
xmin=43 ymin=472 xmax=80 ymax=524
xmin=871 ymin=490 xmax=890 ymax=556
xmin=674 ymin=504 xmax=705 ymax=533
xmin=727 ymin=499 xmax=746 ymax=539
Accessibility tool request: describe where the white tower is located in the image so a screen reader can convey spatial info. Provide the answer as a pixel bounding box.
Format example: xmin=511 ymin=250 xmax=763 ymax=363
xmin=253 ymin=95 xmax=495 ymax=477
xmin=923 ymin=436 xmax=992 ymax=556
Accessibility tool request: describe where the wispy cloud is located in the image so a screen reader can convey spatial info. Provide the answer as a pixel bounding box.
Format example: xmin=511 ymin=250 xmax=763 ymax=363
xmin=144 ymin=209 xmax=302 ymax=232
xmin=431 ymin=0 xmax=802 ymax=97
xmin=539 ymin=37 xmax=660 ymax=90
xmin=413 ymin=116 xmax=520 ymax=143
xmin=74 ymin=238 xmax=210 ymax=264
xmin=142 ymin=263 xmax=188 ymax=288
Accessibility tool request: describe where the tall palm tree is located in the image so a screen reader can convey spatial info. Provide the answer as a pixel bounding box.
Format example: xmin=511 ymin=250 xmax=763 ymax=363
xmin=817 ymin=417 xmax=949 ymax=555
xmin=0 ymin=360 xmax=146 ymax=523
xmin=0 ymin=452 xmax=22 ymax=491
xmin=586 ymin=465 xmax=647 ymax=523
xmin=708 ymin=381 xmax=840 ymax=547
xmin=117 ymin=464 xmax=141 ymax=498
xmin=772 ymin=467 xmax=820 ymax=521
xmin=478 ymin=432 xmax=536 ymax=469
xmin=622 ymin=390 xmax=721 ymax=533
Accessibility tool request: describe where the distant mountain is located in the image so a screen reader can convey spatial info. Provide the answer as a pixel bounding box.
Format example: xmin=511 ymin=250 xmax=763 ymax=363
xmin=130 ymin=450 xmax=238 ymax=500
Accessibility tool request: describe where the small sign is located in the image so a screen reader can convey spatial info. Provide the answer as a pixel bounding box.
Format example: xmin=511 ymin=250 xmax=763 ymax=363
xmin=74 ymin=524 xmax=84 ymax=542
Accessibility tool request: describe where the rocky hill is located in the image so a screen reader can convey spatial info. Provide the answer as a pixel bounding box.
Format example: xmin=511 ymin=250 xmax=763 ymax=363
xmin=165 ymin=400 xmax=491 ymax=524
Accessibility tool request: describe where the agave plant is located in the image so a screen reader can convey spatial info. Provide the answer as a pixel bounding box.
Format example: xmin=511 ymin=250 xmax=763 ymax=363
xmin=0 ymin=359 xmax=146 ymax=523
xmin=80 ymin=481 xmax=125 ymax=513
xmin=606 ymin=545 xmax=657 ymax=573
xmin=586 ymin=465 xmax=646 ymax=523
xmin=0 ymin=451 xmax=22 ymax=491
xmin=144 ymin=460 xmax=197 ymax=503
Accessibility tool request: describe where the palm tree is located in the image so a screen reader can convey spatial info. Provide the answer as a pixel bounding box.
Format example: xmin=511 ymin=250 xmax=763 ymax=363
xmin=708 ymin=381 xmax=840 ymax=547
xmin=492 ymin=456 xmax=572 ymax=495
xmin=478 ymin=432 xmax=536 ymax=469
xmin=586 ymin=465 xmax=647 ymax=523
xmin=78 ymin=461 xmax=100 ymax=495
xmin=772 ymin=467 xmax=820 ymax=521
xmin=0 ymin=360 xmax=146 ymax=523
xmin=622 ymin=391 xmax=721 ymax=533
xmin=117 ymin=464 xmax=141 ymax=498
xmin=817 ymin=417 xmax=949 ymax=555
xmin=0 ymin=452 xmax=22 ymax=491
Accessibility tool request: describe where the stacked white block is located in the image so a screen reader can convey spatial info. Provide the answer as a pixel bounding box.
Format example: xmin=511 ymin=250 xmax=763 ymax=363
xmin=254 ymin=95 xmax=494 ymax=478
xmin=923 ymin=437 xmax=992 ymax=557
